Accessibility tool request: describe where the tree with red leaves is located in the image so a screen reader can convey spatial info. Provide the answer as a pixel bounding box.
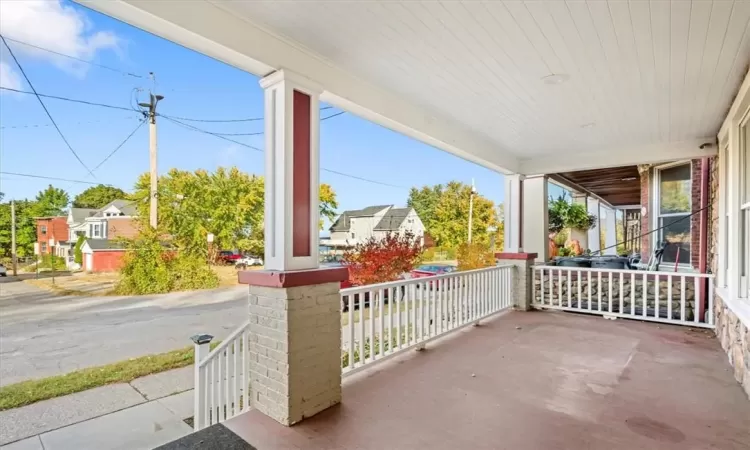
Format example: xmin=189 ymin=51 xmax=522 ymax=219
xmin=343 ymin=231 xmax=423 ymax=286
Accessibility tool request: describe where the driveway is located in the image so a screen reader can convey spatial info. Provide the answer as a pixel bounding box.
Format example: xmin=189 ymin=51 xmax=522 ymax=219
xmin=0 ymin=277 xmax=247 ymax=386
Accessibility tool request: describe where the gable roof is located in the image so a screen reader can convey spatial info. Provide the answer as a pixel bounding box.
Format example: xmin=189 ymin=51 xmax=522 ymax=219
xmin=329 ymin=205 xmax=391 ymax=232
xmin=69 ymin=208 xmax=98 ymax=223
xmin=91 ymin=199 xmax=137 ymax=217
xmin=83 ymin=238 xmax=126 ymax=252
xmin=374 ymin=208 xmax=412 ymax=231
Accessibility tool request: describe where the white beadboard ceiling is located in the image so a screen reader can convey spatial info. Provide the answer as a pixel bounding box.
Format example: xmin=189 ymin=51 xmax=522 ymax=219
xmin=217 ymin=0 xmax=750 ymax=157
xmin=81 ymin=0 xmax=750 ymax=173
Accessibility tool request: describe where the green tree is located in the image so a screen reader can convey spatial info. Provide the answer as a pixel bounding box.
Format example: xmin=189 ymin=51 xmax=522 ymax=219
xmin=319 ymin=183 xmax=338 ymax=230
xmin=30 ymin=185 xmax=69 ymax=217
xmin=429 ymin=181 xmax=499 ymax=248
xmin=407 ymin=184 xmax=443 ymax=230
xmin=73 ymin=185 xmax=127 ymax=209
xmin=74 ymin=234 xmax=85 ymax=264
xmin=0 ymin=199 xmax=37 ymax=258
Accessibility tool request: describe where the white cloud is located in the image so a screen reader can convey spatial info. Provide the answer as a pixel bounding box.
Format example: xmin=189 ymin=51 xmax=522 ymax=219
xmin=0 ymin=0 xmax=121 ymax=86
xmin=0 ymin=60 xmax=21 ymax=90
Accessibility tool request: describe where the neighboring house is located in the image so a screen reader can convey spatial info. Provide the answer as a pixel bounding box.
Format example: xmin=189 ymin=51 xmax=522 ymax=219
xmin=323 ymin=205 xmax=425 ymax=250
xmin=80 ymin=239 xmax=127 ymax=273
xmin=34 ymin=216 xmax=69 ymax=256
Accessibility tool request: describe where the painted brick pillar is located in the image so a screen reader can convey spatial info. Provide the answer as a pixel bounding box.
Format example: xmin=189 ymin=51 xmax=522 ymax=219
xmin=495 ymin=252 xmax=537 ymax=310
xmin=239 ymin=70 xmax=349 ymax=426
xmin=259 ymin=69 xmax=322 ymax=271
xmin=521 ymin=175 xmax=549 ymax=262
xmin=503 ymin=174 xmax=524 ymax=253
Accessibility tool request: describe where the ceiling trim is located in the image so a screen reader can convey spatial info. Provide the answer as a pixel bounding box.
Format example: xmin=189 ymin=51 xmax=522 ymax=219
xmin=78 ymin=0 xmax=520 ymax=174
xmin=519 ymin=138 xmax=717 ymax=175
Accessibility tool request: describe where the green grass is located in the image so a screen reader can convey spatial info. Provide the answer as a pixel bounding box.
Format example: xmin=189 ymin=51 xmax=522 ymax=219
xmin=0 ymin=342 xmax=219 ymax=411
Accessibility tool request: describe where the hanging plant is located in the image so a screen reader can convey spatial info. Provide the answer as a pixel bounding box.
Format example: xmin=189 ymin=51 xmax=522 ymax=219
xmin=548 ymin=194 xmax=597 ymax=232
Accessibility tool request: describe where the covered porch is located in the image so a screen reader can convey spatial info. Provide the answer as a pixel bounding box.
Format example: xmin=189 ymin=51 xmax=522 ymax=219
xmin=170 ymin=311 xmax=750 ymax=450
xmin=77 ymin=1 xmax=750 ymax=449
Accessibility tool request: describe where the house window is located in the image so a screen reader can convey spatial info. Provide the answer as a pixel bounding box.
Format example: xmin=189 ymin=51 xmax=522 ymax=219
xmin=40 ymin=225 xmax=47 ymax=235
xmin=655 ymin=163 xmax=692 ymax=265
xmin=740 ymin=114 xmax=750 ymax=297
xmin=351 ymin=232 xmax=355 ymax=239
xmin=41 ymin=242 xmax=47 ymax=253
xmin=93 ymin=224 xmax=101 ymax=238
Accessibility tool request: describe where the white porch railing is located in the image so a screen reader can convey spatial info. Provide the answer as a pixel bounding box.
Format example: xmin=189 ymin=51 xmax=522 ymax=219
xmin=532 ymin=265 xmax=714 ymax=328
xmin=192 ymin=321 xmax=251 ymax=430
xmin=340 ymin=264 xmax=515 ymax=375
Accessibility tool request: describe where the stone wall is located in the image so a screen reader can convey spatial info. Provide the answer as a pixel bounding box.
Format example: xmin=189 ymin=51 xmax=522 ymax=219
xmin=714 ymin=295 xmax=750 ymax=399
xmin=534 ymin=272 xmax=697 ymax=320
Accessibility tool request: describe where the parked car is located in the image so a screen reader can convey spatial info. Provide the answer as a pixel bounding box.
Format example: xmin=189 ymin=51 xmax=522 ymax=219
xmin=219 ymin=251 xmax=242 ymax=265
xmin=0 ymin=263 xmax=6 ymax=277
xmin=235 ymin=255 xmax=263 ymax=269
xmin=410 ymin=264 xmax=457 ymax=279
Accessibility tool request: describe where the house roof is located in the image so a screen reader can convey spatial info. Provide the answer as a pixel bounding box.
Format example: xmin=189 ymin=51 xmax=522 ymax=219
xmin=83 ymin=239 xmax=126 ymax=252
xmin=329 ymin=205 xmax=391 ymax=232
xmin=70 ymin=208 xmax=98 ymax=223
xmin=374 ymin=208 xmax=412 ymax=231
xmin=92 ymin=199 xmax=137 ymax=217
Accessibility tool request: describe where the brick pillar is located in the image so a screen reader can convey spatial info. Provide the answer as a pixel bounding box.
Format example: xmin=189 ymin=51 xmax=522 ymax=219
xmin=638 ymin=165 xmax=651 ymax=261
xmin=495 ymin=252 xmax=538 ymax=310
xmin=240 ymin=268 xmax=348 ymax=426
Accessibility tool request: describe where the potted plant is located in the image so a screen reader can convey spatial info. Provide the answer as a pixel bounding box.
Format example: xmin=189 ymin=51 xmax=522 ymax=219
xmin=548 ymin=194 xmax=597 ymax=259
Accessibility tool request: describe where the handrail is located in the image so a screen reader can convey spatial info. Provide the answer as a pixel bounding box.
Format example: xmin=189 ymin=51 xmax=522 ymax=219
xmin=533 ymin=264 xmax=714 ymax=278
xmin=341 ymin=264 xmax=515 ymax=294
xmin=198 ymin=320 xmax=250 ymax=369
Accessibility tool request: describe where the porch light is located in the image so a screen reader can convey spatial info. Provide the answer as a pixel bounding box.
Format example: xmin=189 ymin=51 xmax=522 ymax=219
xmin=541 ymin=73 xmax=569 ymax=85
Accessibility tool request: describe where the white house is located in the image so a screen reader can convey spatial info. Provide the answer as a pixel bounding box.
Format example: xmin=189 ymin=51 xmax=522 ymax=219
xmin=63 ymin=200 xmax=138 ymax=268
xmin=323 ymin=205 xmax=425 ymax=249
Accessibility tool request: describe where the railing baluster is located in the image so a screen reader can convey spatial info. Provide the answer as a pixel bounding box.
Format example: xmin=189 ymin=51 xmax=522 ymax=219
xmin=359 ymin=292 xmax=366 ymax=365
xmin=532 ymin=266 xmax=537 ymax=306
xmin=397 ymin=285 xmax=403 ymax=350
xmin=210 ymin=359 xmax=215 ymax=425
xmin=388 ymin=286 xmax=394 ymax=354
xmin=558 ymin=269 xmax=563 ymax=307
xmin=242 ymin=331 xmax=248 ymax=412
xmin=204 ymin=363 xmax=210 ymax=426
xmin=379 ymin=288 xmax=385 ymax=357
xmin=680 ymin=276 xmax=686 ymax=322
xmin=708 ymin=277 xmax=714 ymax=326
xmin=348 ymin=294 xmax=354 ymax=367
xmin=548 ymin=267 xmax=553 ymax=306
xmin=618 ymin=272 xmax=624 ymax=314
xmin=693 ymin=277 xmax=700 ymax=324
xmin=369 ymin=289 xmax=376 ymax=360
xmin=631 ymin=272 xmax=636 ymax=315
xmin=232 ymin=339 xmax=238 ymax=416
xmin=577 ymin=270 xmax=582 ymax=310
xmin=608 ymin=271 xmax=613 ymax=313
xmin=567 ymin=269 xmax=572 ymax=308
xmin=587 ymin=271 xmax=592 ymax=310
xmin=667 ymin=275 xmax=673 ymax=320
xmin=223 ymin=349 xmax=228 ymax=421
xmin=597 ymin=271 xmax=602 ymax=311
xmin=654 ymin=274 xmax=660 ymax=319
xmin=642 ymin=273 xmax=648 ymax=318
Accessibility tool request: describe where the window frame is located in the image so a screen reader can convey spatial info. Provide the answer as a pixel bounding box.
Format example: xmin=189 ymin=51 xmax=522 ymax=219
xmin=40 ymin=225 xmax=47 ymax=235
xmin=739 ymin=109 xmax=750 ymax=297
xmin=652 ymin=161 xmax=693 ymax=267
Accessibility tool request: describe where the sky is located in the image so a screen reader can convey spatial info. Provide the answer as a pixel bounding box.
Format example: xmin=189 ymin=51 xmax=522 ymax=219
xmin=0 ymin=0 xmax=565 ymax=227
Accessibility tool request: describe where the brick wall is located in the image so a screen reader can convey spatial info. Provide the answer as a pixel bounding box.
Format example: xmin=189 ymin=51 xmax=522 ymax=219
xmin=708 ymin=156 xmax=719 ymax=275
xmin=91 ymin=251 xmax=125 ymax=272
xmin=36 ymin=217 xmax=69 ymax=254
xmin=690 ymin=159 xmax=703 ymax=268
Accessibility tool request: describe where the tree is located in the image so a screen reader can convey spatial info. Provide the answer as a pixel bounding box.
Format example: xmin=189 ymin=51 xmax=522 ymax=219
xmin=31 ymin=185 xmax=69 ymax=217
xmin=74 ymin=234 xmax=85 ymax=264
xmin=0 ymin=199 xmax=36 ymax=258
xmin=429 ymin=181 xmax=499 ymax=248
xmin=343 ymin=231 xmax=422 ymax=286
xmin=456 ymin=242 xmax=495 ymax=271
xmin=407 ymin=184 xmax=443 ymax=229
xmin=130 ymin=167 xmax=339 ymax=256
xmin=73 ymin=185 xmax=127 ymax=209
xmin=319 ymin=183 xmax=339 ymax=230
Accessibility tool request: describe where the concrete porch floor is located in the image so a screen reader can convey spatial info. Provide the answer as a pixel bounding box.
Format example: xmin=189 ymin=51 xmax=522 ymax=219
xmin=224 ymin=310 xmax=750 ymax=450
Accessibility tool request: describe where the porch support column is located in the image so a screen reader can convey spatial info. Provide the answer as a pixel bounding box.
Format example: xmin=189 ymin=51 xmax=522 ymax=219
xmin=521 ymin=175 xmax=548 ymax=262
xmin=570 ymin=193 xmax=589 ymax=250
xmin=238 ymin=69 xmax=348 ymax=427
xmin=503 ymin=174 xmax=524 ymax=253
xmin=587 ymin=198 xmax=602 ymax=253
xmin=603 ymin=207 xmax=618 ymax=255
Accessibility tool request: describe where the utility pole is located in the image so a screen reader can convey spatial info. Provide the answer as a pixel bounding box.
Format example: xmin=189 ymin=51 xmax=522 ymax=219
xmin=11 ymin=200 xmax=17 ymax=276
xmin=139 ymin=86 xmax=164 ymax=229
xmin=468 ymin=179 xmax=477 ymax=244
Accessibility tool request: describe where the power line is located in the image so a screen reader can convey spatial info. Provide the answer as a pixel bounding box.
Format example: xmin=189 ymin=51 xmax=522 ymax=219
xmin=0 ymin=87 xmax=134 ymax=112
xmin=2 ymin=36 xmax=145 ymax=79
xmin=160 ymin=114 xmax=407 ymax=190
xmin=0 ymin=171 xmax=105 ymax=185
xmin=161 ymin=105 xmax=334 ymax=123
xmin=1 ymin=116 xmax=139 ymax=130
xmin=1 ymin=35 xmax=95 ymax=177
xmin=91 ymin=119 xmax=148 ymax=173
xmin=322 ymin=111 xmax=346 ymax=121
xmin=198 ymin=109 xmax=344 ymax=137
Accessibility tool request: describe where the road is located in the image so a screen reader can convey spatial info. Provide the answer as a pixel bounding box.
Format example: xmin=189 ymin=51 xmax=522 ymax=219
xmin=0 ymin=277 xmax=247 ymax=386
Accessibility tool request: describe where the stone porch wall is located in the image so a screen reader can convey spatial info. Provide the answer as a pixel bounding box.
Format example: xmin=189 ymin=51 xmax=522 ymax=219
xmin=714 ymin=295 xmax=750 ymax=398
xmin=534 ymin=272 xmax=697 ymax=320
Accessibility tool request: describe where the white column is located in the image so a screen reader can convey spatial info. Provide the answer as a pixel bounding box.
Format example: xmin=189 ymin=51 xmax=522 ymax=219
xmin=570 ymin=193 xmax=589 ymax=250
xmin=260 ymin=70 xmax=321 ymax=272
xmin=587 ymin=198 xmax=602 ymax=253
xmin=522 ymin=175 xmax=548 ymax=262
xmin=503 ymin=174 xmax=524 ymax=253
xmin=603 ymin=207 xmax=618 ymax=255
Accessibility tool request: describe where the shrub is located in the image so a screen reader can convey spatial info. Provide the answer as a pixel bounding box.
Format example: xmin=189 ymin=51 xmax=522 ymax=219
xmin=36 ymin=254 xmax=66 ymax=270
xmin=343 ymin=232 xmax=422 ymax=286
xmin=73 ymin=235 xmax=85 ymax=265
xmin=548 ymin=194 xmax=596 ymax=233
xmin=115 ymin=230 xmax=218 ymax=295
xmin=456 ymin=242 xmax=494 ymax=271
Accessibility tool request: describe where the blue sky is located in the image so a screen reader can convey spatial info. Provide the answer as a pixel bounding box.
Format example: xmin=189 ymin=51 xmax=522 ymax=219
xmin=1 ymin=1 xmax=565 ymax=224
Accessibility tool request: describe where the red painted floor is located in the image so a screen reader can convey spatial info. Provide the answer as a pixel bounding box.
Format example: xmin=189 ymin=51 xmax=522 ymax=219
xmin=225 ymin=311 xmax=750 ymax=450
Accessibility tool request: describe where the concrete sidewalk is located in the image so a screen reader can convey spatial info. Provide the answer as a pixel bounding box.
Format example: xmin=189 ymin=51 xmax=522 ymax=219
xmin=0 ymin=367 xmax=196 ymax=450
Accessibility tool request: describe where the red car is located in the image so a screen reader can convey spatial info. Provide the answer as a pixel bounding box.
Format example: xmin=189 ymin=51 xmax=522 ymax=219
xmin=219 ymin=251 xmax=242 ymax=264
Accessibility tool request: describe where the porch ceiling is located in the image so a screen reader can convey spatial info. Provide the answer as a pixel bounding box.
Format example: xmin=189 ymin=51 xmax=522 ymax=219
xmin=556 ymin=165 xmax=641 ymax=207
xmin=81 ymin=1 xmax=748 ymax=174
